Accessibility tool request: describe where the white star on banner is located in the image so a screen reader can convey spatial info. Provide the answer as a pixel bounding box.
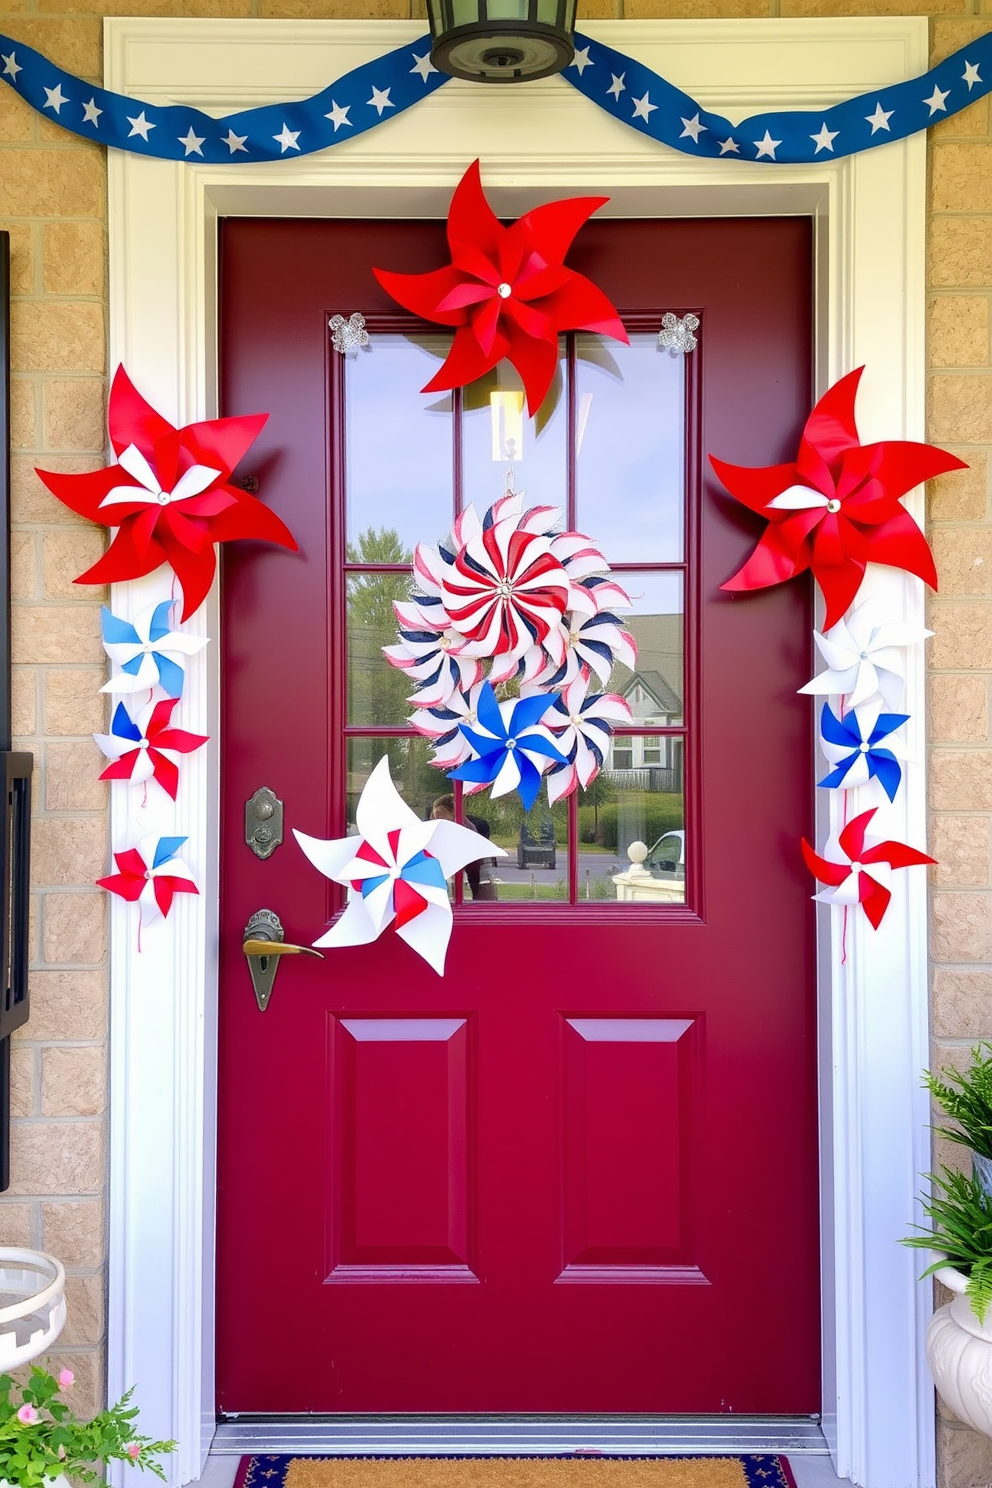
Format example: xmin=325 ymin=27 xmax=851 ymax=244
xmin=1 ymin=51 xmax=21 ymax=80
xmin=963 ymin=61 xmax=982 ymax=90
xmin=127 ymin=111 xmax=155 ymax=140
xmin=222 ymin=129 xmax=248 ymax=153
xmin=865 ymin=101 xmax=893 ymax=133
xmin=410 ymin=51 xmax=436 ymax=81
xmin=273 ymin=123 xmax=300 ymax=152
xmin=571 ymin=45 xmax=592 ymax=75
xmin=607 ymin=73 xmax=625 ymax=100
xmin=325 ymin=100 xmax=351 ymax=130
xmin=754 ymin=129 xmax=781 ymax=159
xmin=368 ymin=86 xmax=394 ymax=115
xmin=923 ymin=84 xmax=950 ymax=114
xmin=81 ymin=97 xmax=102 ymax=125
xmin=680 ymin=113 xmax=705 ymax=142
xmin=631 ymin=91 xmax=657 ymax=122
xmin=810 ymin=121 xmax=838 ymax=153
xmin=43 ymin=84 xmax=68 ymax=113
xmin=179 ymin=126 xmax=205 ymax=156
xmin=718 ymin=136 xmax=740 ymax=154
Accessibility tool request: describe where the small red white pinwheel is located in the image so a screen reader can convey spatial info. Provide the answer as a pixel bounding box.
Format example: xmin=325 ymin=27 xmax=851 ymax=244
xmin=801 ymin=808 xmax=935 ymax=929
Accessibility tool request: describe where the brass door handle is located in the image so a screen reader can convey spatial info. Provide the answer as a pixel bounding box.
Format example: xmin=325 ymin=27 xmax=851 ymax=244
xmin=243 ymin=939 xmax=323 ymax=959
xmin=243 ymin=909 xmax=323 ymax=1011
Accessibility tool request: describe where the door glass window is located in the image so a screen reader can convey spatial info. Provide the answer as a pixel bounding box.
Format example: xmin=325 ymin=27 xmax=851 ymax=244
xmin=339 ymin=323 xmax=690 ymax=909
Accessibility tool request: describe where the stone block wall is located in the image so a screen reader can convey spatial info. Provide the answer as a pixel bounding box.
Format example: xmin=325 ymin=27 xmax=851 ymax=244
xmin=2 ymin=0 xmax=992 ymax=1473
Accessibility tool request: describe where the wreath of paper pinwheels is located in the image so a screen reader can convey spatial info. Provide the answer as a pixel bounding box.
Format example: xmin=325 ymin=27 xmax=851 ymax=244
xmin=98 ymin=835 xmax=198 ymax=926
xmin=801 ymin=808 xmax=935 ymax=929
xmin=294 ymin=757 xmax=507 ymax=975
xmin=94 ymin=698 xmax=208 ymax=801
xmin=373 ymin=160 xmax=629 ymax=416
xmin=386 ymin=492 xmax=636 ymax=805
xmin=36 ymin=366 xmax=297 ymax=621
xmin=100 ymin=600 xmax=208 ymax=699
xmin=710 ymin=367 xmax=967 ymax=629
xmin=818 ymin=703 xmax=909 ymax=803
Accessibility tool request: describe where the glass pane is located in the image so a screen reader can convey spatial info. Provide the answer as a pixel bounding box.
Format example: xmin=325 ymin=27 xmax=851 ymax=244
xmin=578 ymin=767 xmax=685 ymax=904
xmin=575 ymin=332 xmax=685 ymax=562
xmin=461 ymin=348 xmax=567 ymax=514
xmin=347 ymin=570 xmax=416 ymax=726
xmin=345 ymin=334 xmax=453 ymax=555
xmin=608 ymin=571 xmax=683 ymax=723
xmin=462 ymin=794 xmax=569 ymax=904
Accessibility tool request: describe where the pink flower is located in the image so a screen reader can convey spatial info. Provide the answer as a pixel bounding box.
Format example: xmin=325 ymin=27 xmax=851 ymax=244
xmin=17 ymin=1405 xmax=37 ymax=1424
xmin=127 ymin=1444 xmax=142 ymax=1460
xmin=58 ymin=1447 xmax=67 ymax=1460
xmin=57 ymin=1369 xmax=74 ymax=1389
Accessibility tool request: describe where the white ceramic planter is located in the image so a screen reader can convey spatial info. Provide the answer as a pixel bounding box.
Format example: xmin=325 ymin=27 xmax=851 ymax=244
xmin=0 ymin=1249 xmax=66 ymax=1370
xmin=927 ymin=1259 xmax=992 ymax=1436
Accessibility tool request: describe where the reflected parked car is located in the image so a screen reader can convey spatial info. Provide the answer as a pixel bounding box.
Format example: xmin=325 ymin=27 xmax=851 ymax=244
xmin=518 ymin=818 xmax=556 ymax=869
xmin=644 ymin=829 xmax=685 ymax=877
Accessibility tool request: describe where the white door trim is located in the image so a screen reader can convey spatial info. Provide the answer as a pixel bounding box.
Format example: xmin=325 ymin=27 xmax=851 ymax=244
xmin=105 ymin=18 xmax=932 ymax=1487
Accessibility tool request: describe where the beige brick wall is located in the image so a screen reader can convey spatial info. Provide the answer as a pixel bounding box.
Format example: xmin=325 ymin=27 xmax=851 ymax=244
xmin=1 ymin=0 xmax=991 ymax=1467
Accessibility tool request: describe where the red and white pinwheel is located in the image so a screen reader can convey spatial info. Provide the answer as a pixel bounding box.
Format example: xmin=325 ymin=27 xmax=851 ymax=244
xmin=36 ymin=366 xmax=297 ymax=621
xmin=801 ymin=807 xmax=935 ymax=929
xmin=540 ymin=671 xmax=633 ymax=804
xmin=711 ymin=367 xmax=967 ymax=629
xmin=97 ymin=835 xmax=198 ymax=926
xmin=374 ymin=160 xmax=628 ymax=416
xmin=94 ymin=698 xmax=208 ymax=801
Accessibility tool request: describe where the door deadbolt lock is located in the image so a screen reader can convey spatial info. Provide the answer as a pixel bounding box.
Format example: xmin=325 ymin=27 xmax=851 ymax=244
xmin=243 ymin=907 xmax=322 ymax=1012
xmin=245 ymin=786 xmax=284 ymax=860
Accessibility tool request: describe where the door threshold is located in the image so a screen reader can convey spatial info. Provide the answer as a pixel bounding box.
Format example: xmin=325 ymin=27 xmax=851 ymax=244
xmin=212 ymin=1416 xmax=828 ymax=1457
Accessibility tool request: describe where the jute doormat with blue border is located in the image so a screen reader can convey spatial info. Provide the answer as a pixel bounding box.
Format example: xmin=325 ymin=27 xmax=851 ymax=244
xmin=235 ymin=1453 xmax=798 ymax=1488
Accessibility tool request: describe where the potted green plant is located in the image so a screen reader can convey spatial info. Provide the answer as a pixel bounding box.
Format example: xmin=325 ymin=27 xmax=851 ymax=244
xmin=0 ymin=1364 xmax=175 ymax=1488
xmin=904 ymin=1168 xmax=992 ymax=1437
xmin=925 ymin=1043 xmax=992 ymax=1194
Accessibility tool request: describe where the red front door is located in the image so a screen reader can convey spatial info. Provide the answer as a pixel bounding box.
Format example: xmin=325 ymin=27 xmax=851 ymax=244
xmin=216 ymin=213 xmax=819 ymax=1414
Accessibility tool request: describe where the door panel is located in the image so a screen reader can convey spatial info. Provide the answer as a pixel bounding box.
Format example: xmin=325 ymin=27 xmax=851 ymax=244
xmin=217 ymin=215 xmax=818 ymax=1414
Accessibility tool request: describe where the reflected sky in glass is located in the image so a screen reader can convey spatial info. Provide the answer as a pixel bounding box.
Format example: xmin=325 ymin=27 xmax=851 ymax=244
xmin=575 ymin=333 xmax=684 ymax=562
xmin=345 ymin=335 xmax=453 ymax=554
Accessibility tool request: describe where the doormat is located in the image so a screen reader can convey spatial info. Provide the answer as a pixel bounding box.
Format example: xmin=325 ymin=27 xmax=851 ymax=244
xmin=235 ymin=1454 xmax=797 ymax=1488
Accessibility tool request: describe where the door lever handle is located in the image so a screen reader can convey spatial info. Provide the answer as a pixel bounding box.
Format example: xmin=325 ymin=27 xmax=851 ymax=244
xmin=243 ymin=939 xmax=323 ymax=959
xmin=243 ymin=908 xmax=322 ymax=1012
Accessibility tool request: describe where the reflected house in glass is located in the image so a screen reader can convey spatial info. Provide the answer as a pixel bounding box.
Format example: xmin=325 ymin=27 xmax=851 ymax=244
xmin=606 ymin=609 xmax=684 ymax=792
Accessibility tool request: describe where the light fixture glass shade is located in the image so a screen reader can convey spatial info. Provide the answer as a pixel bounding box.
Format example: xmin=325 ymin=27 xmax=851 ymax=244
xmin=427 ymin=0 xmax=577 ymax=82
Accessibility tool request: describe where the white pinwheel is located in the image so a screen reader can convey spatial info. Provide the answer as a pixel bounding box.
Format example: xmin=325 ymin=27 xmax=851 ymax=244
xmin=540 ymin=672 xmax=633 ymax=804
xmin=799 ymin=600 xmax=932 ymax=709
xmin=100 ymin=600 xmax=207 ymax=698
xmin=294 ymin=756 xmax=505 ymax=975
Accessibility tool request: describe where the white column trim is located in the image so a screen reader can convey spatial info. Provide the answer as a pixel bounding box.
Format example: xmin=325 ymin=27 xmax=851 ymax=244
xmin=105 ymin=18 xmax=932 ymax=1486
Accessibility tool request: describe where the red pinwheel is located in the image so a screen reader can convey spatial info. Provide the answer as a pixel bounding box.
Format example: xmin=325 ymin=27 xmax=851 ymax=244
xmin=98 ymin=835 xmax=198 ymax=924
xmin=373 ymin=160 xmax=628 ymax=415
xmin=801 ymin=807 xmax=935 ymax=929
xmin=36 ymin=366 xmax=297 ymax=621
xmin=94 ymin=698 xmax=208 ymax=801
xmin=711 ymin=368 xmax=967 ymax=629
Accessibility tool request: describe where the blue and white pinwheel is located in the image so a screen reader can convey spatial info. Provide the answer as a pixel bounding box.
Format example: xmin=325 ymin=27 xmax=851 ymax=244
xmin=294 ymin=756 xmax=506 ymax=976
xmin=100 ymin=600 xmax=207 ymax=699
xmin=818 ymin=703 xmax=910 ymax=802
xmin=448 ymin=681 xmax=569 ymax=811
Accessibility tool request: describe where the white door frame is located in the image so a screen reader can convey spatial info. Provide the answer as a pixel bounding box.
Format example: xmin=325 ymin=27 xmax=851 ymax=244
xmin=105 ymin=17 xmax=933 ymax=1487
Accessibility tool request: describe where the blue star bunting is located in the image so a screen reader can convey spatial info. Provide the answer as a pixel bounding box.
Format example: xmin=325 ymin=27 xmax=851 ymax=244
xmin=818 ymin=703 xmax=909 ymax=803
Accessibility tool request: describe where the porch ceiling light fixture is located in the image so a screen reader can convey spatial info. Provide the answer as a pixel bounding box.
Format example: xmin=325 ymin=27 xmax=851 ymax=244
xmin=426 ymin=0 xmax=577 ymax=83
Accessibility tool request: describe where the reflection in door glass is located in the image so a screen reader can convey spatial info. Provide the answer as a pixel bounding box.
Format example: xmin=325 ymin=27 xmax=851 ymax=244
xmin=347 ymin=567 xmax=414 ymax=727
xmin=461 ymin=350 xmax=567 ymax=512
xmin=345 ymin=334 xmax=454 ymax=554
xmin=461 ymin=795 xmax=568 ymax=904
xmin=580 ymin=769 xmax=685 ymax=903
xmin=575 ymin=332 xmax=685 ymax=562
xmin=607 ymin=572 xmax=684 ymax=720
